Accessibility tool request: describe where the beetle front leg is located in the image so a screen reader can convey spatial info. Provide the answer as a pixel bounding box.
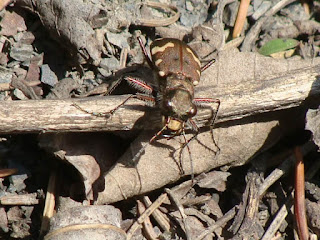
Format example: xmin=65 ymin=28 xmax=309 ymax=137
xmin=72 ymin=94 xmax=137 ymax=118
xmin=193 ymin=97 xmax=220 ymax=151
xmin=194 ymin=97 xmax=220 ymax=125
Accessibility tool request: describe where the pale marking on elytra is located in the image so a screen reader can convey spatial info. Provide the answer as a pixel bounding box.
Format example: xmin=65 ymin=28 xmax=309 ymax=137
xmin=151 ymin=42 xmax=175 ymax=55
xmin=193 ymin=80 xmax=199 ymax=86
xmin=186 ymin=47 xmax=201 ymax=68
xmin=159 ymin=71 xmax=165 ymax=76
xmin=155 ymin=59 xmax=163 ymax=66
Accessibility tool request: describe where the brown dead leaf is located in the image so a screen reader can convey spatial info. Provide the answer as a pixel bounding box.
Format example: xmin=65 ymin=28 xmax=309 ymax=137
xmin=17 ymin=0 xmax=102 ymax=65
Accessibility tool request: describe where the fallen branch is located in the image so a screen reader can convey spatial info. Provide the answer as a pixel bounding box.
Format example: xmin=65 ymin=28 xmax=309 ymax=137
xmin=0 ymin=52 xmax=320 ymax=134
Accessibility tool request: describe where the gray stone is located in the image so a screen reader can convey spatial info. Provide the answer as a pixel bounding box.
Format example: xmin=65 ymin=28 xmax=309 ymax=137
xmin=106 ymin=30 xmax=131 ymax=49
xmin=0 ymin=66 xmax=12 ymax=83
xmin=41 ymin=64 xmax=58 ymax=87
xmin=9 ymin=173 xmax=28 ymax=192
xmin=10 ymin=43 xmax=34 ymax=62
xmin=99 ymin=56 xmax=119 ymax=72
xmin=13 ymin=89 xmax=28 ymax=100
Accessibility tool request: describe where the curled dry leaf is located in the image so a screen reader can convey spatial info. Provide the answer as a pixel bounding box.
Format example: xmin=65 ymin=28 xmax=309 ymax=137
xmin=96 ymin=119 xmax=278 ymax=204
xmin=38 ymin=133 xmax=120 ymax=200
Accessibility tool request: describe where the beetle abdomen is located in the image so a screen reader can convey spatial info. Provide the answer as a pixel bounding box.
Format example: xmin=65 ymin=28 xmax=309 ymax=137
xmin=150 ymin=38 xmax=201 ymax=86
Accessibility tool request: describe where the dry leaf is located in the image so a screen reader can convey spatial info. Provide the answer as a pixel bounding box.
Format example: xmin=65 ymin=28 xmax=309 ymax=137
xmin=197 ymin=171 xmax=231 ymax=191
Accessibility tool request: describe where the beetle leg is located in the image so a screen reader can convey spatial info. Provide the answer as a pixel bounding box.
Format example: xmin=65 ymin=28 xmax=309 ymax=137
xmin=124 ymin=76 xmax=154 ymax=95
xmin=73 ymin=93 xmax=156 ymax=118
xmin=179 ymin=119 xmax=199 ymax=148
xmin=150 ymin=123 xmax=169 ymax=143
xmin=193 ymin=97 xmax=220 ymax=124
xmin=72 ymin=94 xmax=137 ymax=118
xmin=193 ymin=98 xmax=220 ymax=151
xmin=108 ymin=75 xmax=154 ymax=95
xmin=72 ymin=103 xmax=113 ymax=118
xmin=200 ymin=59 xmax=216 ymax=72
xmin=137 ymin=36 xmax=154 ymax=69
xmin=108 ymin=93 xmax=157 ymax=115
xmin=107 ymin=92 xmax=157 ymax=115
xmin=84 ymin=75 xmax=155 ymax=117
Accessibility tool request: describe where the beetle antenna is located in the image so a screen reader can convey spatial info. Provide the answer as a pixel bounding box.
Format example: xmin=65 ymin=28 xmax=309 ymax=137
xmin=200 ymin=58 xmax=216 ymax=72
xmin=137 ymin=36 xmax=154 ymax=69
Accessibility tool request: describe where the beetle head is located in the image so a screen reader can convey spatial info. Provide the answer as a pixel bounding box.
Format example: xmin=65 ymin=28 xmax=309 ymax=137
xmin=162 ymin=87 xmax=197 ymax=124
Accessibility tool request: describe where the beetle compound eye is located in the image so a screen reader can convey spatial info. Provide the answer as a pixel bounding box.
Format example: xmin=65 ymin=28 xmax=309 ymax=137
xmin=163 ymin=99 xmax=174 ymax=113
xmin=187 ymin=106 xmax=197 ymax=118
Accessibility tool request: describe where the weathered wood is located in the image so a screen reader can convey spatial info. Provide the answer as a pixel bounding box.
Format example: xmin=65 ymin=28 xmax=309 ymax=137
xmin=0 ymin=96 xmax=152 ymax=133
xmin=1 ymin=51 xmax=320 ymax=134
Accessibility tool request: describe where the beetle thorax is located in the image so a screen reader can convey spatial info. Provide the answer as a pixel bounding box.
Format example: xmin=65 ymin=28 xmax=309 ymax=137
xmin=161 ymin=74 xmax=195 ymax=96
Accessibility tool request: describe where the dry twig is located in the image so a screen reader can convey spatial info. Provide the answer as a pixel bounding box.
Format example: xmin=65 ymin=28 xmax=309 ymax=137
xmin=195 ymin=207 xmax=237 ymax=240
xmin=137 ymin=200 xmax=159 ymax=239
xmin=241 ymin=0 xmax=296 ymax=51
xmin=135 ymin=1 xmax=180 ymax=27
xmin=143 ymin=196 xmax=171 ymax=232
xmin=0 ymin=168 xmax=17 ymax=178
xmin=294 ymin=146 xmax=309 ymax=240
xmin=261 ymin=194 xmax=293 ymax=240
xmin=40 ymin=171 xmax=57 ymax=236
xmin=165 ymin=188 xmax=192 ymax=240
xmin=126 ymin=193 xmax=167 ymax=240
xmin=232 ymin=0 xmax=250 ymax=38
